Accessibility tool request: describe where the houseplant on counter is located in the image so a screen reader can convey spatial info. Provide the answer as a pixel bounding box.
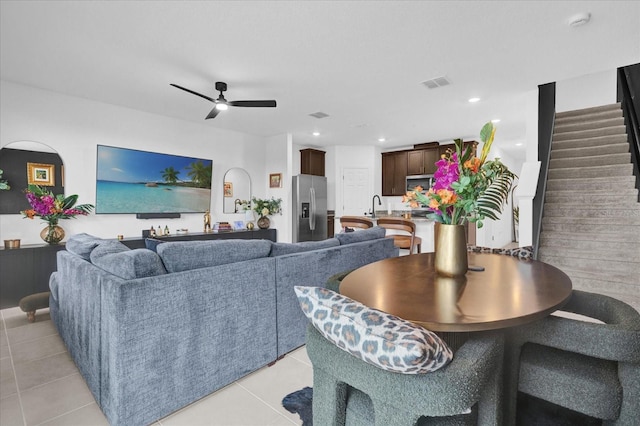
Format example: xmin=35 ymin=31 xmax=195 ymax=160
xmin=402 ymin=122 xmax=517 ymax=276
xmin=251 ymin=196 xmax=282 ymax=229
xmin=21 ymin=184 xmax=94 ymax=244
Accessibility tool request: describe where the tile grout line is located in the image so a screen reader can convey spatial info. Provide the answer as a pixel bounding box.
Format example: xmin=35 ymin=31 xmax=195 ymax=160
xmin=1 ymin=310 xmax=28 ymax=426
xmin=235 ymin=381 xmax=299 ymax=426
xmin=32 ymin=401 xmax=97 ymax=426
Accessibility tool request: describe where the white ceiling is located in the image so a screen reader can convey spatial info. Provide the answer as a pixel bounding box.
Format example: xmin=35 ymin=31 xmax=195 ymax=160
xmin=2 ymin=1 xmax=639 ymax=160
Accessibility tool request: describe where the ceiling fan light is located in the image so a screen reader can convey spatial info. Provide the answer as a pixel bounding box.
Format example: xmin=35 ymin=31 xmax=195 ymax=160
xmin=215 ymin=102 xmax=228 ymax=111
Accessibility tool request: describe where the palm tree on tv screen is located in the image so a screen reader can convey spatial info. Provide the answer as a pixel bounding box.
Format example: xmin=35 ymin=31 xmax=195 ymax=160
xmin=186 ymin=161 xmax=212 ymax=188
xmin=161 ymin=167 xmax=180 ymax=184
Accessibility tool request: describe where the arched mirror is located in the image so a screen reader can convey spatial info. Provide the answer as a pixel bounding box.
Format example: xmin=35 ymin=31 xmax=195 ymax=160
xmin=222 ymin=168 xmax=251 ymax=214
xmin=0 ymin=141 xmax=64 ymax=214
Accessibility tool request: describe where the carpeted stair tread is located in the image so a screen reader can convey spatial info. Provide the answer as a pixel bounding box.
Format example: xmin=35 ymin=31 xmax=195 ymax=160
xmin=540 ymin=230 xmax=640 ymax=244
xmin=550 ymin=143 xmax=630 ymax=159
xmin=555 ymin=103 xmax=622 ymax=120
xmin=557 ymin=267 xmax=640 ymax=287
xmin=549 ymin=153 xmax=631 ymax=169
xmin=555 ymin=108 xmax=622 ymax=126
xmin=551 ymin=134 xmax=629 ymax=150
xmin=542 ymin=205 xmax=640 ymax=219
xmin=552 ymin=125 xmax=627 ymax=142
xmin=538 ymin=246 xmax=640 ymax=263
xmin=537 ymin=254 xmax=636 ymax=275
xmin=539 ymin=235 xmax=640 ymax=251
xmin=547 ymin=163 xmax=633 ymax=179
xmin=545 ymin=190 xmax=638 ymax=205
xmin=546 ymin=176 xmax=636 ymax=191
xmin=554 ymin=117 xmax=625 ymax=134
xmin=541 ymin=221 xmax=640 ymax=234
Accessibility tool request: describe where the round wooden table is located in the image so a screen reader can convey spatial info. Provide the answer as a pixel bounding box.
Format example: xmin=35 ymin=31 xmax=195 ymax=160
xmin=340 ymin=252 xmax=573 ymax=332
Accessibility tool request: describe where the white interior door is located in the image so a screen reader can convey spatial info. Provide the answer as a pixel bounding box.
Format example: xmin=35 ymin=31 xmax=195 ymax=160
xmin=342 ymin=168 xmax=369 ymax=216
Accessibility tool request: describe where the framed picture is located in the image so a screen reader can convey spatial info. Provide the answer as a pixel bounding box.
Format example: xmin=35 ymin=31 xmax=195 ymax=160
xmin=269 ymin=173 xmax=282 ymax=188
xmin=224 ymin=182 xmax=233 ymax=197
xmin=27 ymin=162 xmax=55 ymax=186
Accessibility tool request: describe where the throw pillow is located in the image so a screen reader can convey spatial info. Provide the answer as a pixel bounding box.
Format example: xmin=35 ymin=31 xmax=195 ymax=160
xmin=145 ymin=238 xmax=166 ymax=253
xmin=90 ymin=240 xmax=167 ymax=279
xmin=66 ymin=233 xmax=103 ymax=261
xmin=335 ymin=226 xmax=386 ymax=245
xmin=269 ymin=238 xmax=339 ymax=257
xmin=294 ymin=286 xmax=453 ymax=374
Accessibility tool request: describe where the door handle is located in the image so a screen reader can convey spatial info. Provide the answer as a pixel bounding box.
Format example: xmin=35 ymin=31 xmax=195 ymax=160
xmin=310 ymin=187 xmax=316 ymax=231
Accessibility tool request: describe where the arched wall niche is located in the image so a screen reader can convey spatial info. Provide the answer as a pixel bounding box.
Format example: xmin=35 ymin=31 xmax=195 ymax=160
xmin=0 ymin=140 xmax=64 ymax=214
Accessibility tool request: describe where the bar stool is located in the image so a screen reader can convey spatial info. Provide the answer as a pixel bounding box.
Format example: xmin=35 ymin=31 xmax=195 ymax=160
xmin=376 ymin=217 xmax=421 ymax=254
xmin=339 ymin=216 xmax=374 ymax=231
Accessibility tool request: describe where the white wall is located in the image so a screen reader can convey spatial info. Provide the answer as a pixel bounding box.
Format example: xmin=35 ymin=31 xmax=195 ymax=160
xmin=556 ymin=69 xmax=617 ymax=112
xmin=263 ymin=133 xmax=290 ymax=242
xmin=0 ymin=81 xmax=268 ymax=245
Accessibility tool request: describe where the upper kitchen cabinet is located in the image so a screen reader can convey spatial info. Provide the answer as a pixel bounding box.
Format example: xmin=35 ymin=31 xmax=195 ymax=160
xmin=300 ymin=148 xmax=326 ymax=176
xmin=407 ymin=148 xmax=440 ymax=175
xmin=382 ymin=151 xmax=407 ymax=196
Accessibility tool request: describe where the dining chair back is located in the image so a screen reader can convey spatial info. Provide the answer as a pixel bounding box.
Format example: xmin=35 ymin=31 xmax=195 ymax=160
xmin=376 ymin=217 xmax=421 ymax=254
xmin=504 ymin=290 xmax=640 ymax=425
xmin=339 ymin=216 xmax=374 ymax=230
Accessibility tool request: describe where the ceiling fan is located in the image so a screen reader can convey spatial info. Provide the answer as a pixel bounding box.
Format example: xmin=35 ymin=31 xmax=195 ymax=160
xmin=170 ymin=81 xmax=276 ymax=120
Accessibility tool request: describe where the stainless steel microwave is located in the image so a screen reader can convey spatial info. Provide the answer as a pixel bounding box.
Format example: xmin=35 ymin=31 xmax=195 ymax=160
xmin=406 ymin=174 xmax=433 ymax=192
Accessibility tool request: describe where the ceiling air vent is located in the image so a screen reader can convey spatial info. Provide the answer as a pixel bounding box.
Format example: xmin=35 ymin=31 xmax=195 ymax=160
xmin=309 ymin=112 xmax=330 ymax=119
xmin=421 ymin=76 xmax=451 ymax=89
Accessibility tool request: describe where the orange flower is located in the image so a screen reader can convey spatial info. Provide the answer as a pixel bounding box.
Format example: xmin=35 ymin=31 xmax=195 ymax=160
xmin=437 ymin=189 xmax=457 ymax=205
xmin=429 ymin=198 xmax=440 ymax=209
xmin=413 ymin=185 xmax=423 ymax=192
xmin=464 ymin=157 xmax=481 ymax=173
xmin=23 ymin=209 xmax=36 ymax=219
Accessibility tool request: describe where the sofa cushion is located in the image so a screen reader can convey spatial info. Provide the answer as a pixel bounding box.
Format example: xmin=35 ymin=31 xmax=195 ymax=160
xmin=270 ymin=238 xmax=339 ymax=257
xmin=294 ymin=286 xmax=453 ymax=374
xmin=90 ymin=240 xmax=167 ymax=280
xmin=66 ymin=233 xmax=103 ymax=261
xmin=157 ymin=239 xmax=273 ymax=273
xmin=335 ymin=226 xmax=385 ymax=245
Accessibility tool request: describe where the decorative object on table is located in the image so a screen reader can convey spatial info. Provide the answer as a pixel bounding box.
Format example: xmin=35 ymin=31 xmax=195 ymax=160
xmin=224 ymin=182 xmax=233 ymax=197
xmin=204 ymin=210 xmax=211 ymax=232
xmin=244 ymin=209 xmax=255 ymax=230
xmin=252 ymin=196 xmax=282 ymax=229
xmin=4 ymin=239 xmax=21 ymax=249
xmin=269 ymin=173 xmax=282 ymax=188
xmin=403 ymin=122 xmax=516 ymax=276
xmin=26 ymin=162 xmax=55 ymax=186
xmin=20 ymin=184 xmax=94 ymax=244
xmin=0 ymin=168 xmax=9 ymax=190
xmin=176 ymin=228 xmax=189 ymax=235
xmin=233 ymin=220 xmax=244 ymax=230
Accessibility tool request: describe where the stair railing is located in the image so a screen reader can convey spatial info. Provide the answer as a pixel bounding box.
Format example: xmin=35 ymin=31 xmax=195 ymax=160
xmin=532 ymin=83 xmax=556 ymax=260
xmin=617 ymin=64 xmax=640 ymax=201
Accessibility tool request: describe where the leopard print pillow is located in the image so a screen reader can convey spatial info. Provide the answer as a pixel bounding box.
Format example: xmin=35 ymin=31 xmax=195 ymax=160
xmin=467 ymin=245 xmax=533 ymax=260
xmin=294 ymin=286 xmax=453 ymax=374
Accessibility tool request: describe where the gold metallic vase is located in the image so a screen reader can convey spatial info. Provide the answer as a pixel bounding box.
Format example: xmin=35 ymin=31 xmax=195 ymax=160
xmin=435 ymin=224 xmax=468 ymax=277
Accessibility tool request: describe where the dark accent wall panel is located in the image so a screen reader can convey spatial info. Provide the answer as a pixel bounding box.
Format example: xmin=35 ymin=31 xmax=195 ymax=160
xmin=0 ymin=148 xmax=64 ymax=214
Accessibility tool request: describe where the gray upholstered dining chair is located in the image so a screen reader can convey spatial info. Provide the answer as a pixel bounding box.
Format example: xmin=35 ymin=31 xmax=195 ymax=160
xmin=504 ymin=290 xmax=640 ymax=425
xmin=297 ymin=284 xmax=505 ymax=425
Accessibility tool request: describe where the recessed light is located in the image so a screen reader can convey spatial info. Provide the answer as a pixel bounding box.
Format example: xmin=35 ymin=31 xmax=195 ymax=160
xmin=378 ymin=138 xmax=386 ymax=143
xmin=515 ymin=143 xmax=523 ymax=146
xmin=491 ymin=119 xmax=501 ymax=123
xmin=312 ymin=132 xmax=320 ymax=136
xmin=568 ymin=12 xmax=591 ymax=27
xmin=468 ymin=97 xmax=480 ymax=103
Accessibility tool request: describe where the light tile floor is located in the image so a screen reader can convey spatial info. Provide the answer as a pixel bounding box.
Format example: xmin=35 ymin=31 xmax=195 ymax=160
xmin=0 ymin=307 xmax=311 ymax=426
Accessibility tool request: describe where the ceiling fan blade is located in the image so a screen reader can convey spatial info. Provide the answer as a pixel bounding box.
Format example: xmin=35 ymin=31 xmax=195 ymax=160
xmin=205 ymin=107 xmax=220 ymax=120
xmin=229 ymin=100 xmax=277 ymax=108
xmin=170 ymin=84 xmax=215 ymax=103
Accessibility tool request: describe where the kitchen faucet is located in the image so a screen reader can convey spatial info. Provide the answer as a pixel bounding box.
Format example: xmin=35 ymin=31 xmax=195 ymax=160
xmin=371 ymin=194 xmax=381 ymax=218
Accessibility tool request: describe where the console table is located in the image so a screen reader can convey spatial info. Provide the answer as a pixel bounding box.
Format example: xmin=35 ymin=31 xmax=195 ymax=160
xmin=0 ymin=228 xmax=277 ymax=308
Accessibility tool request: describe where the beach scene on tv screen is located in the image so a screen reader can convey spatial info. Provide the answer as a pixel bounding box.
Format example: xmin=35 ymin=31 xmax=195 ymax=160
xmin=96 ymin=145 xmax=212 ymax=214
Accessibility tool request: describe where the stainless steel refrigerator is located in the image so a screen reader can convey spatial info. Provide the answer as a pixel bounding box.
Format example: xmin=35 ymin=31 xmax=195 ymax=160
xmin=292 ymin=174 xmax=328 ymax=242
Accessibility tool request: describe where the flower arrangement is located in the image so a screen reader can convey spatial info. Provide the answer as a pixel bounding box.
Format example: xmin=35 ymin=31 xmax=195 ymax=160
xmin=402 ymin=122 xmax=516 ymax=228
xmin=21 ymin=184 xmax=94 ymax=226
xmin=251 ymin=196 xmax=282 ymax=217
xmin=0 ymin=169 xmax=9 ymax=190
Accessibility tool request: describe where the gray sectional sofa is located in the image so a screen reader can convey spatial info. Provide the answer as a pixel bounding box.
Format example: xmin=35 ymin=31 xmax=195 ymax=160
xmin=49 ymin=228 xmax=397 ymax=426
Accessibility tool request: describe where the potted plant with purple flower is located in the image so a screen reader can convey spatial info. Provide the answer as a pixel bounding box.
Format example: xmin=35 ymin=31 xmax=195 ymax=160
xmin=403 ymin=122 xmax=517 ymax=276
xmin=21 ymin=184 xmax=94 ymax=244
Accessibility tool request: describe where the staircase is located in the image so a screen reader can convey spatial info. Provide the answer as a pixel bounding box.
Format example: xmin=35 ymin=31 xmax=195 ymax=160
xmin=538 ymin=103 xmax=640 ymax=312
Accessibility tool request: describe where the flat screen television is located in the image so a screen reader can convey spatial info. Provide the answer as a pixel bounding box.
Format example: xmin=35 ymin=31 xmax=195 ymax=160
xmin=96 ymin=145 xmax=212 ymax=214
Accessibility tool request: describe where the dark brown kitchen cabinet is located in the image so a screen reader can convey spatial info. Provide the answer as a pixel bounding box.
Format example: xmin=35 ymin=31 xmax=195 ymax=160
xmin=407 ymin=149 xmax=440 ymax=175
xmin=382 ymin=151 xmax=407 ymax=196
xmin=300 ymin=148 xmax=325 ymax=176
